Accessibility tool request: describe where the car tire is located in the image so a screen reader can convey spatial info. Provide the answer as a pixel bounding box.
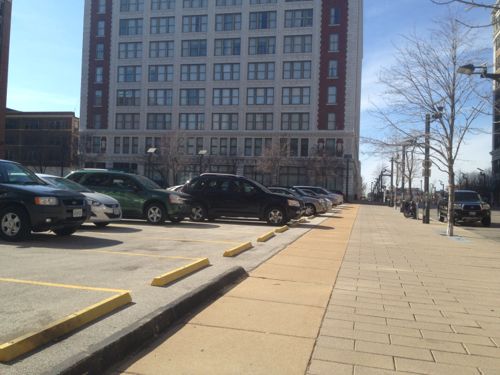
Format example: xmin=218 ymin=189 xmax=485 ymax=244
xmin=0 ymin=206 xmax=31 ymax=242
xmin=305 ymin=204 xmax=316 ymax=216
xmin=169 ymin=215 xmax=183 ymax=223
xmin=53 ymin=226 xmax=79 ymax=236
xmin=94 ymin=222 xmax=110 ymax=228
xmin=190 ymin=203 xmax=207 ymax=222
xmin=482 ymin=216 xmax=491 ymax=227
xmin=266 ymin=207 xmax=287 ymax=226
xmin=145 ymin=203 xmax=166 ymax=225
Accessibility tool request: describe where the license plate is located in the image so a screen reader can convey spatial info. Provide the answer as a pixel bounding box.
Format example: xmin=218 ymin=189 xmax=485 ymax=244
xmin=113 ymin=208 xmax=120 ymax=215
xmin=469 ymin=212 xmax=476 ymax=216
xmin=73 ymin=208 xmax=83 ymax=218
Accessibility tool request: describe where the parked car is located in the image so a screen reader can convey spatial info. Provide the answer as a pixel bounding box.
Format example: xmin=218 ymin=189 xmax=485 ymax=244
xmin=181 ymin=173 xmax=302 ymax=225
xmin=0 ymin=159 xmax=89 ymax=241
xmin=288 ymin=187 xmax=328 ymax=214
xmin=294 ymin=185 xmax=344 ymax=205
xmin=166 ymin=185 xmax=184 ymax=192
xmin=300 ymin=189 xmax=333 ymax=211
xmin=266 ymin=187 xmax=306 ymax=217
xmin=37 ymin=174 xmax=122 ymax=227
xmin=66 ymin=169 xmax=191 ymax=224
xmin=268 ymin=186 xmax=321 ymax=216
xmin=437 ymin=190 xmax=491 ymax=227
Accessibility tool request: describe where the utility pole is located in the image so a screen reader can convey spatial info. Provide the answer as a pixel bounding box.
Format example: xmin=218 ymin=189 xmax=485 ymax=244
xmin=423 ymin=114 xmax=431 ymax=224
xmin=400 ymin=145 xmax=406 ymax=211
xmin=390 ymin=157 xmax=394 ymax=207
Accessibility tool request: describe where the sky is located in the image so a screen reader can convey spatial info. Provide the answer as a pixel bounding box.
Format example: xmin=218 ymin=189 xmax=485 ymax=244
xmin=6 ymin=0 xmax=495 ymax=190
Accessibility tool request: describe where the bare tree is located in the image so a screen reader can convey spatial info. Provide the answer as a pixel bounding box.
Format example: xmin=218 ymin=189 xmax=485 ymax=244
xmin=149 ymin=133 xmax=186 ymax=186
xmin=256 ymin=141 xmax=286 ymax=185
xmin=373 ymin=14 xmax=490 ymax=236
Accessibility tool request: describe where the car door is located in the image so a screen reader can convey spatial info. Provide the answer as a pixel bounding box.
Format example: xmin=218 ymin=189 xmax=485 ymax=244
xmin=108 ymin=176 xmax=145 ymax=218
xmin=213 ymin=178 xmax=242 ymax=216
xmin=237 ymin=180 xmax=263 ymax=217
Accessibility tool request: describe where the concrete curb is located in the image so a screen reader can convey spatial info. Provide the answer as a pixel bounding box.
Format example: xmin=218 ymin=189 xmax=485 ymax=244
xmin=151 ymin=258 xmax=211 ymax=287
xmin=57 ymin=267 xmax=248 ymax=375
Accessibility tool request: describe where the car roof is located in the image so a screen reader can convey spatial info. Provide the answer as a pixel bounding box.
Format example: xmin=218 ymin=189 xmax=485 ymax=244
xmin=36 ymin=173 xmax=58 ymax=178
xmin=70 ymin=169 xmax=133 ymax=176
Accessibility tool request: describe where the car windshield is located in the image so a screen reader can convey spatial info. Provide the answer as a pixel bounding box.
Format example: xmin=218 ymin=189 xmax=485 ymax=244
xmin=249 ymin=179 xmax=271 ymax=193
xmin=44 ymin=176 xmax=92 ymax=193
xmin=455 ymin=192 xmax=481 ymax=201
xmin=0 ymin=162 xmax=44 ymax=185
xmin=135 ymin=174 xmax=161 ymax=190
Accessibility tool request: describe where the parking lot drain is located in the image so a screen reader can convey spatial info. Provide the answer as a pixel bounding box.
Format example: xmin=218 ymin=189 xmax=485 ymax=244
xmin=275 ymin=226 xmax=289 ymax=233
xmin=151 ymin=258 xmax=210 ymax=287
xmin=257 ymin=231 xmax=276 ymax=242
xmin=223 ymin=242 xmax=253 ymax=257
xmin=0 ymin=291 xmax=131 ymax=363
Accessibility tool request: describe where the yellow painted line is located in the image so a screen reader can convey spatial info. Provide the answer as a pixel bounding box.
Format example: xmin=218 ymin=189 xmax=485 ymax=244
xmin=0 ymin=278 xmax=128 ymax=294
xmin=275 ymin=226 xmax=289 ymax=233
xmin=257 ymin=231 xmax=276 ymax=242
xmin=0 ymin=291 xmax=131 ymax=363
xmin=135 ymin=237 xmax=241 ymax=245
xmin=223 ymin=242 xmax=253 ymax=257
xmin=85 ymin=249 xmax=200 ymax=261
xmin=151 ymin=258 xmax=210 ymax=287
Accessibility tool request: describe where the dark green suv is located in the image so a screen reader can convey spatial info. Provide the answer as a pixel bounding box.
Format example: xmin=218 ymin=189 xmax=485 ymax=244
xmin=66 ymin=169 xmax=190 ymax=224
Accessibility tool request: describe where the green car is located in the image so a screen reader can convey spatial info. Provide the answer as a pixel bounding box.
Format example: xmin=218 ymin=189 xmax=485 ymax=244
xmin=66 ymin=169 xmax=191 ymax=224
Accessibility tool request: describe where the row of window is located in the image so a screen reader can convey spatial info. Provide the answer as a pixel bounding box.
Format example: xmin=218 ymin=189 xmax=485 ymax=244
xmin=106 ymin=86 xmax=338 ymax=106
xmin=93 ymin=111 xmax=339 ymax=131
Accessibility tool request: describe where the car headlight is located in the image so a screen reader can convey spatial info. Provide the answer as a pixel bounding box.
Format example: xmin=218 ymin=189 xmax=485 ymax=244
xmin=481 ymin=203 xmax=490 ymax=210
xmin=169 ymin=194 xmax=185 ymax=204
xmin=34 ymin=196 xmax=59 ymax=206
xmin=453 ymin=203 xmax=463 ymax=209
xmin=86 ymin=198 xmax=103 ymax=207
xmin=288 ymin=199 xmax=300 ymax=207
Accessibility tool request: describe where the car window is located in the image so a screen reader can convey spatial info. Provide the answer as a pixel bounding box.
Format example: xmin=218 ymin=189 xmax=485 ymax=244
xmin=190 ymin=177 xmax=208 ymax=191
xmin=455 ymin=192 xmax=480 ymax=201
xmin=241 ymin=182 xmax=256 ymax=194
xmin=0 ymin=162 xmax=42 ymax=185
xmin=46 ymin=177 xmax=92 ymax=193
xmin=219 ymin=180 xmax=240 ymax=193
xmin=111 ymin=177 xmax=140 ymax=191
xmin=84 ymin=173 xmax=112 ymax=187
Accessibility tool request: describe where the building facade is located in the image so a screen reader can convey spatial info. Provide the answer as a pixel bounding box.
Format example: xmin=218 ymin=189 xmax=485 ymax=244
xmin=80 ymin=0 xmax=362 ymax=198
xmin=0 ymin=0 xmax=12 ymax=159
xmin=5 ymin=110 xmax=80 ymax=176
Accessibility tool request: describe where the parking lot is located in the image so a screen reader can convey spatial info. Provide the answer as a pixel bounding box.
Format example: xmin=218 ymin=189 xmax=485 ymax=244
xmin=0 ymin=214 xmax=334 ymax=375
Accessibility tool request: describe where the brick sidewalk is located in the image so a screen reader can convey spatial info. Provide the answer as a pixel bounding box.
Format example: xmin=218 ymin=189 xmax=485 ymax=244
xmin=309 ymin=205 xmax=500 ymax=375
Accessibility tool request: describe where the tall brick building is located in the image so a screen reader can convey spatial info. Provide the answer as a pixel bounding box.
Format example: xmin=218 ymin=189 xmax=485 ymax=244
xmin=80 ymin=0 xmax=362 ymax=198
xmin=0 ymin=0 xmax=12 ymax=159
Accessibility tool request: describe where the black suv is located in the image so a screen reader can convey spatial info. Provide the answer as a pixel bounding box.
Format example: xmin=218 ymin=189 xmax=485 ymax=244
xmin=0 ymin=159 xmax=88 ymax=241
xmin=66 ymin=169 xmax=190 ymax=224
xmin=182 ymin=173 xmax=302 ymax=225
xmin=437 ymin=190 xmax=491 ymax=227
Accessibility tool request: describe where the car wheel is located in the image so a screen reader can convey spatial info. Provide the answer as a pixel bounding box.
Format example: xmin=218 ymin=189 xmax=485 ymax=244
xmin=145 ymin=203 xmax=166 ymax=225
xmin=0 ymin=206 xmax=31 ymax=241
xmin=266 ymin=207 xmax=287 ymax=226
xmin=305 ymin=204 xmax=316 ymax=216
xmin=482 ymin=216 xmax=491 ymax=227
xmin=169 ymin=215 xmax=183 ymax=223
xmin=94 ymin=222 xmax=110 ymax=228
xmin=190 ymin=204 xmax=207 ymax=222
xmin=53 ymin=226 xmax=79 ymax=236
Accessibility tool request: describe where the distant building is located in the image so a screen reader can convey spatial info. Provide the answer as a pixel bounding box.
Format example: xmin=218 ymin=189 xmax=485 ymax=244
xmin=80 ymin=0 xmax=363 ymax=197
xmin=494 ymin=1 xmax=500 ymax=204
xmin=0 ymin=0 xmax=12 ymax=159
xmin=5 ymin=110 xmax=80 ymax=176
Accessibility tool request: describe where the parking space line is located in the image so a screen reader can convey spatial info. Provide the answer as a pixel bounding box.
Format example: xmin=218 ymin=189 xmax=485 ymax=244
xmin=84 ymin=249 xmax=201 ymax=261
xmin=257 ymin=231 xmax=276 ymax=242
xmin=0 ymin=277 xmax=128 ymax=294
xmin=136 ymin=237 xmax=242 ymax=245
xmin=223 ymin=242 xmax=253 ymax=257
xmin=151 ymin=258 xmax=210 ymax=287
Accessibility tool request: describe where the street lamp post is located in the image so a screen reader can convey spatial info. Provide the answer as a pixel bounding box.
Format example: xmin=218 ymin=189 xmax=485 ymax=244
xmin=147 ymin=147 xmax=157 ymax=179
xmin=198 ymin=149 xmax=208 ymax=174
xmin=344 ymin=154 xmax=352 ymax=203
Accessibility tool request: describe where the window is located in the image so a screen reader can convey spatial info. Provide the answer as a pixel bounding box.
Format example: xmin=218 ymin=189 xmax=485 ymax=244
xmin=182 ymin=39 xmax=207 ymax=57
xmin=120 ymin=0 xmax=144 ymax=12
xmin=93 ymin=114 xmax=103 ymax=129
xmin=179 ymin=113 xmax=205 ymax=130
xmin=117 ymin=89 xmax=141 ymax=106
xmin=216 ymin=0 xmax=241 ymax=5
xmin=248 ymin=37 xmax=275 ymax=55
xmin=244 ymin=138 xmax=272 ymax=156
xmin=215 ymin=13 xmax=241 ymax=31
xmin=250 ymin=0 xmax=276 ymax=4
xmin=183 ymin=0 xmax=206 ymax=8
xmin=214 ymin=38 xmax=240 ymax=56
xmin=181 ymin=64 xmax=206 ymax=81
xmin=248 ymin=62 xmax=274 ymax=80
xmin=327 ymin=113 xmax=336 ymax=130
xmin=87 ymin=137 xmax=107 ymax=154
xmin=281 ymin=138 xmax=309 ymax=157
xmin=182 ymin=15 xmax=208 ymax=32
xmin=186 ymin=137 xmax=204 ymax=155
xmin=327 ymin=86 xmax=337 ymax=104
xmin=283 ymin=61 xmax=311 ymax=79
xmin=213 ymin=63 xmax=240 ymax=80
xmin=330 ymin=7 xmax=340 ymax=25
xmin=151 ymin=0 xmax=175 ymax=10
xmin=148 ymin=89 xmax=173 ymax=106
xmin=145 ymin=137 xmax=161 ymax=152
xmin=329 ymin=33 xmax=339 ymax=51
xmin=328 ymin=60 xmax=338 ymax=77
xmin=180 ymin=89 xmax=205 ymax=105
xmin=148 ymin=65 xmax=173 ymax=81
xmin=116 ymin=113 xmax=140 ymax=129
xmin=247 ymin=88 xmax=274 ymax=105
xmin=98 ymin=0 xmax=106 ymax=13
xmin=284 ymin=9 xmax=313 ymax=27
xmin=150 ymin=17 xmax=175 ymax=34
xmin=95 ymin=67 xmax=103 ymax=83
xmin=245 ymin=113 xmax=273 ymax=130
xmin=301 ymin=139 xmax=309 ymax=156
xmin=95 ymin=90 xmax=103 ymax=106
xmin=212 ymin=113 xmax=238 ymax=130
xmin=281 ymin=113 xmax=310 ymax=130
xmin=114 ymin=137 xmax=139 ymax=154
xmin=97 ymin=20 xmax=105 ymax=36
xmin=119 ymin=18 xmax=143 ymax=35
xmin=114 ymin=137 xmax=121 ymax=154
xmin=117 ymin=66 xmax=141 ymax=82
xmin=284 ymin=35 xmax=312 ymax=53
xmin=149 ymin=40 xmax=174 ymax=57
xmin=96 ymin=43 xmax=104 ymax=59
xmin=282 ymin=87 xmax=310 ymax=105
xmin=210 ymin=138 xmax=237 ymax=156
xmin=119 ymin=42 xmax=142 ymax=59
xmin=249 ymin=11 xmax=276 ymax=30
xmin=147 ymin=113 xmax=172 ymax=129
xmin=213 ymin=88 xmax=239 ymax=105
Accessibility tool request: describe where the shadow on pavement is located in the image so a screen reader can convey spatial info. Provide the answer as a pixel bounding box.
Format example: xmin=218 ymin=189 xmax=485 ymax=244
xmin=14 ymin=234 xmax=123 ymax=250
xmin=78 ymin=225 xmax=142 ymax=234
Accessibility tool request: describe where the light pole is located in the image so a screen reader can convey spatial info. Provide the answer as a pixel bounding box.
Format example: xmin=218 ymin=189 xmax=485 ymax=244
xmin=477 ymin=168 xmax=486 ymax=193
xmin=198 ymin=149 xmax=208 ymax=174
xmin=147 ymin=147 xmax=157 ymax=179
xmin=344 ymin=154 xmax=352 ymax=202
xmin=461 ymin=172 xmax=468 ymax=189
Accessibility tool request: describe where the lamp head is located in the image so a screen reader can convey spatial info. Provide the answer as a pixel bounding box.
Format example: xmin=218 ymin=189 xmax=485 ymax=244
xmin=457 ymin=64 xmax=475 ymax=75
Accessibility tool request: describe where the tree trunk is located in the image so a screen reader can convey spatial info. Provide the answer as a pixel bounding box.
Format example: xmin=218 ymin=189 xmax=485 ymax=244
xmin=447 ymin=169 xmax=455 ymax=236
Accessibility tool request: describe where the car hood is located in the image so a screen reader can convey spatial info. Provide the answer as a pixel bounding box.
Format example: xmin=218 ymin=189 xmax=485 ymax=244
xmin=1 ymin=183 xmax=85 ymax=198
xmin=82 ymin=191 xmax=119 ymax=205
